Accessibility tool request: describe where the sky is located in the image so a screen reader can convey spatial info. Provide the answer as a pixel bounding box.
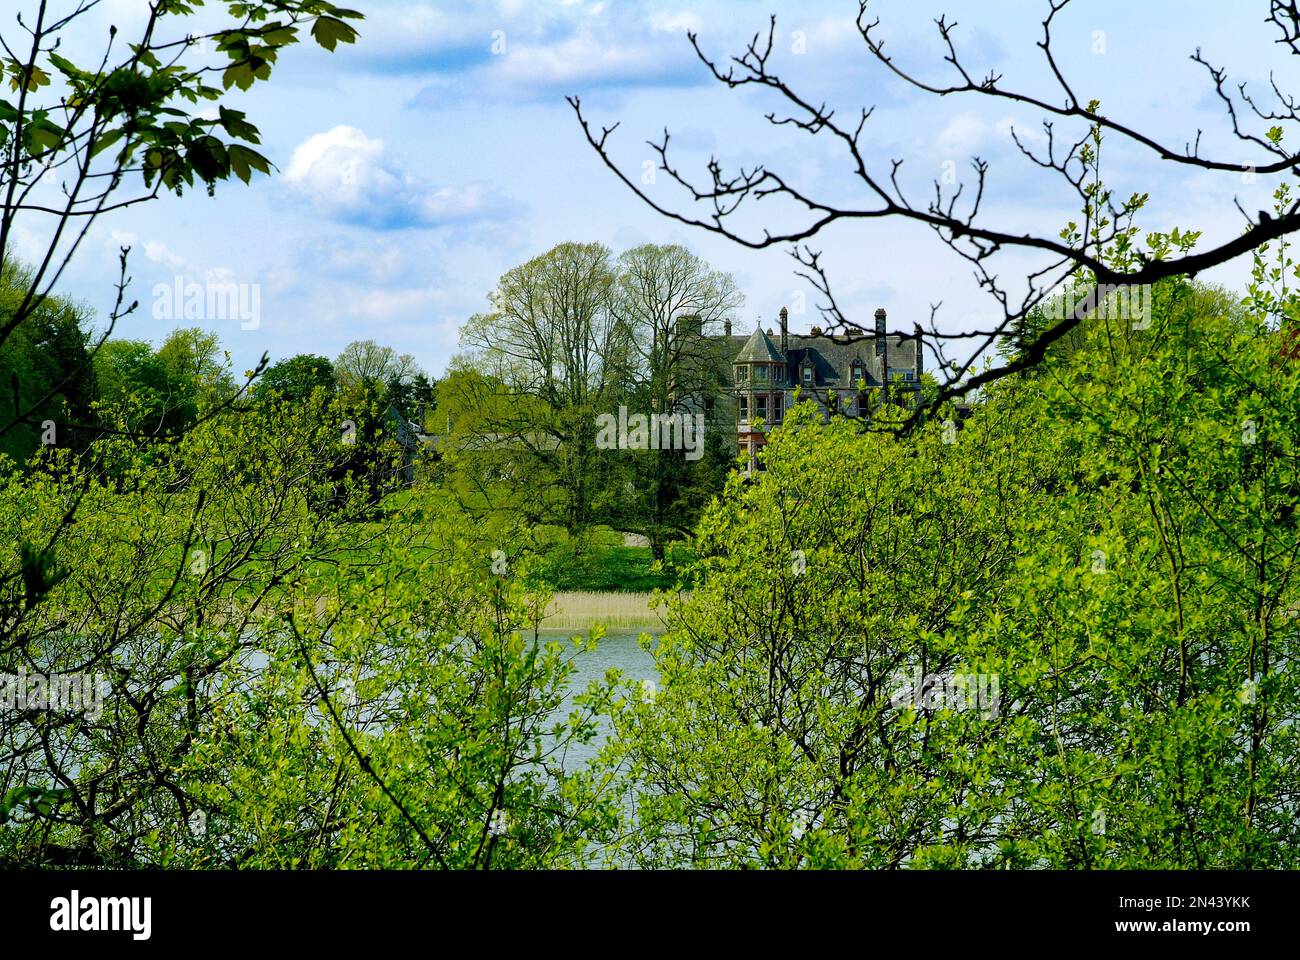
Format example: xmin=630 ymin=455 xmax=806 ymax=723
xmin=16 ymin=0 xmax=1300 ymax=380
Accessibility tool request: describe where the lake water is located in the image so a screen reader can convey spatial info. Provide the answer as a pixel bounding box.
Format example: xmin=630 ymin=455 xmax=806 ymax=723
xmin=545 ymin=629 xmax=659 ymax=770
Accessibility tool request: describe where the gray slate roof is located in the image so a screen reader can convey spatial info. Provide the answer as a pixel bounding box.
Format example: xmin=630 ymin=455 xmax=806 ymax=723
xmin=734 ymin=326 xmax=786 ymax=363
xmin=728 ymin=326 xmax=920 ymax=389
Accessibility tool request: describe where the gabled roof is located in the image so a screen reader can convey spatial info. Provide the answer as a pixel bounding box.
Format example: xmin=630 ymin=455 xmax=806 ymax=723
xmin=787 ymin=333 xmax=916 ymax=387
xmin=385 ymin=404 xmax=423 ymax=451
xmin=734 ymin=326 xmax=786 ymax=363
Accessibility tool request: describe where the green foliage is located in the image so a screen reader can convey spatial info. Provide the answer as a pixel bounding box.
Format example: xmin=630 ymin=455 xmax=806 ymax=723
xmin=451 ymin=242 xmax=742 ymax=548
xmin=600 ymin=239 xmax=1300 ymax=867
xmin=0 ymin=259 xmax=96 ymax=463
xmin=3 ymin=2 xmax=362 ymax=196
xmin=254 ymin=353 xmax=336 ymax=404
xmin=531 ymin=527 xmax=695 ymax=592
xmin=7 ymin=252 xmax=1300 ymax=869
xmin=91 ymin=332 xmax=226 ymax=435
xmin=0 ymin=396 xmax=618 ymax=868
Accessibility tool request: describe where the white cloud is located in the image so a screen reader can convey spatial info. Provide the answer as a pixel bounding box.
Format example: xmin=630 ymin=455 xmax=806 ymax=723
xmin=936 ymin=113 xmax=993 ymax=158
xmin=492 ymin=27 xmax=692 ymax=88
xmin=282 ymin=126 xmax=509 ymax=229
xmin=650 ymin=12 xmax=703 ymax=35
xmin=346 ymin=286 xmax=447 ymax=322
xmin=110 ymin=230 xmax=188 ymax=271
xmin=934 ymin=112 xmax=1045 ymax=159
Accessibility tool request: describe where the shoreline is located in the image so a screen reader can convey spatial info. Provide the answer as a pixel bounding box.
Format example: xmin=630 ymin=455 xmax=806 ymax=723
xmin=540 ymin=591 xmax=671 ymax=633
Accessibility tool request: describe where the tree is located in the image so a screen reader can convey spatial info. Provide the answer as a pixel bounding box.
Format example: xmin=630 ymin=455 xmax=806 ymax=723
xmin=335 ymin=339 xmax=419 ymax=403
xmin=606 ymin=243 xmax=742 ymax=557
xmin=387 ymin=371 xmax=436 ymax=424
xmin=0 ymin=258 xmax=95 ymax=463
xmin=0 ymin=393 xmax=621 ymax=868
xmin=90 ymin=327 xmax=235 ymax=436
xmin=1 ymin=0 xmax=364 ymax=397
xmin=254 ymin=353 xmax=337 ymax=405
xmin=600 ymin=232 xmax=1300 ymax=867
xmin=92 ymin=338 xmax=190 ymax=435
xmin=455 ymin=243 xmax=624 ymax=533
xmin=0 ymin=0 xmax=364 ymax=731
xmin=569 ymin=1 xmax=1300 ymax=426
xmin=158 ymin=326 xmax=237 ymax=414
xmin=452 ymin=242 xmax=743 ymax=546
xmin=332 ymin=339 xmax=426 ymax=502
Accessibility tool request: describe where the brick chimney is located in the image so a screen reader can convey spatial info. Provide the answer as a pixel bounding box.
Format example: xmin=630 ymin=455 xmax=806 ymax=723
xmin=779 ymin=306 xmax=789 ymax=354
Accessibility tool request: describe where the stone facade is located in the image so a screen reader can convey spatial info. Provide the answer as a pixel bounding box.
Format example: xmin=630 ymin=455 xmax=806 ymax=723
xmin=726 ymin=307 xmax=923 ymax=465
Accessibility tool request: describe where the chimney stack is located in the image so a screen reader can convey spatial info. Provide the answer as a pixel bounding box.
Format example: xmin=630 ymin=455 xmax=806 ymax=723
xmin=724 ymin=318 xmax=732 ymax=337
xmin=874 ymin=309 xmax=888 ymax=405
xmin=779 ymin=306 xmax=789 ymax=354
xmin=914 ymin=322 xmax=924 ymax=382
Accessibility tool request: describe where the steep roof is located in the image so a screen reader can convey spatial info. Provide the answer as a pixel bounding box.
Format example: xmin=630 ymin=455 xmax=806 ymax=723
xmin=385 ymin=404 xmax=422 ymax=451
xmin=734 ymin=326 xmax=786 ymax=363
xmin=787 ymin=333 xmax=916 ymax=387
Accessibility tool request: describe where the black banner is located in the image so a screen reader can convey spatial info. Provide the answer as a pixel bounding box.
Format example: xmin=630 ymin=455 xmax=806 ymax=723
xmin=0 ymin=869 xmax=1286 ymax=947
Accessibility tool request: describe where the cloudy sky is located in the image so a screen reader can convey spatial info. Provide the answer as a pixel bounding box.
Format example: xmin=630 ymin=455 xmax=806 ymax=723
xmin=24 ymin=0 xmax=1299 ymax=379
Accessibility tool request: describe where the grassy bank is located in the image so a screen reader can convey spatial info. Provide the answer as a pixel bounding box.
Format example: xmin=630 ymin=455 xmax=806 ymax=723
xmin=533 ymin=527 xmax=696 ymax=593
xmin=540 ymin=591 xmax=671 ymax=632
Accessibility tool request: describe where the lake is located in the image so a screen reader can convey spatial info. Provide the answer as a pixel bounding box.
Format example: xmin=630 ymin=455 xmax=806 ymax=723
xmin=544 ymin=629 xmax=659 ymax=770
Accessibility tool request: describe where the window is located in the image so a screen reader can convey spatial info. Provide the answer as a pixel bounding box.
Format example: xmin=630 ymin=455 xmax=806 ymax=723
xmin=738 ymin=396 xmax=749 ymax=421
xmin=802 ymin=364 xmax=813 ymax=384
xmin=756 ymin=395 xmax=768 ymax=420
xmin=851 ymin=361 xmax=864 ymax=386
xmin=773 ymin=394 xmax=784 ymax=422
xmin=735 ymin=365 xmax=749 ymax=382
xmin=755 ymin=365 xmax=769 ymax=383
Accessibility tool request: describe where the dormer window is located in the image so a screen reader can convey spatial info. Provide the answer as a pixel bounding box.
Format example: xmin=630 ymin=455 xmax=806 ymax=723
xmin=851 ymin=360 xmax=864 ymax=385
xmin=802 ymin=363 xmax=813 ymax=384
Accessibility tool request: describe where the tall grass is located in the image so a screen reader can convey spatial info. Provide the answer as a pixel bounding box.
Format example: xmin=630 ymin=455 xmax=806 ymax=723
xmin=541 ymin=591 xmax=672 ymax=632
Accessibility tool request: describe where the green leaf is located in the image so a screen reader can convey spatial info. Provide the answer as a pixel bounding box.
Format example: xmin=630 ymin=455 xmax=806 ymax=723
xmin=311 ymin=16 xmax=359 ymax=52
xmin=219 ymin=106 xmax=261 ymax=143
xmin=222 ymin=62 xmax=256 ymax=91
xmin=228 ymin=143 xmax=271 ymax=183
xmin=90 ymin=128 xmax=126 ymax=159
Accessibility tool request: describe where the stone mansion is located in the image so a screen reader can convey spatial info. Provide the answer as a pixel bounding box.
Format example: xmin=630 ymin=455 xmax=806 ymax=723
xmin=723 ymin=306 xmax=924 ymax=463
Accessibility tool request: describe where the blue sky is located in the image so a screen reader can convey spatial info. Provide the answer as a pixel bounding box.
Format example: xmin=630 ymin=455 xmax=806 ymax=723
xmin=24 ymin=0 xmax=1300 ymax=380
